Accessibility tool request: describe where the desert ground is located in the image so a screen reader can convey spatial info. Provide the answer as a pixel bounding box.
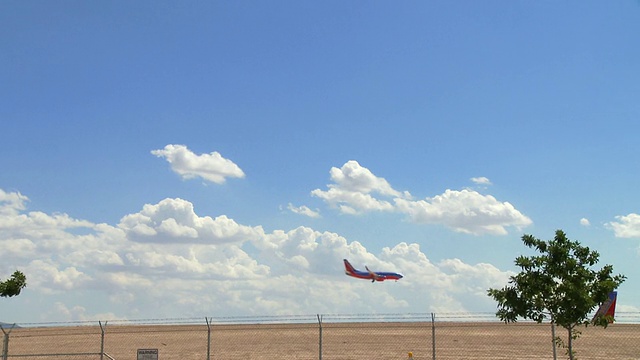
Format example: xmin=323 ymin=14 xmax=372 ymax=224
xmin=2 ymin=321 xmax=639 ymax=360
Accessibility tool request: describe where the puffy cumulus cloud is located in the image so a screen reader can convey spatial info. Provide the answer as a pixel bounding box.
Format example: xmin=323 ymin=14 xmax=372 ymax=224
xmin=0 ymin=197 xmax=101 ymax=266
xmin=312 ymin=187 xmax=395 ymax=214
xmin=580 ymin=218 xmax=591 ymax=227
xmin=438 ymin=259 xmax=513 ymax=297
xmin=287 ymin=203 xmax=321 ymax=218
xmin=2 ymin=187 xmax=517 ymax=322
xmin=100 ymin=272 xmax=155 ymax=290
xmin=245 ymin=227 xmax=511 ymax=314
xmin=395 ymin=190 xmax=532 ymax=235
xmin=118 ymin=198 xmax=263 ymax=244
xmin=123 ymin=245 xmax=270 ymax=280
xmin=327 ymin=160 xmax=405 ymax=197
xmin=0 ymin=210 xmax=94 ymax=242
xmin=25 ymin=260 xmax=91 ymax=293
xmin=377 ymin=242 xmax=509 ymax=312
xmin=312 ymin=162 xmax=530 ymax=235
xmin=379 ymin=243 xmax=452 ymax=290
xmin=151 ymin=144 xmax=245 ymax=184
xmin=63 ymin=249 xmax=125 ymax=270
xmin=0 ymin=190 xmax=269 ymax=314
xmin=0 ymin=238 xmax=37 ymax=259
xmin=0 ymin=189 xmax=29 ymax=215
xmin=248 ymin=229 xmax=511 ymax=313
xmin=607 ymin=213 xmax=640 ymax=238
xmin=253 ymin=227 xmax=349 ymax=275
xmin=311 ymin=160 xmax=411 ymax=214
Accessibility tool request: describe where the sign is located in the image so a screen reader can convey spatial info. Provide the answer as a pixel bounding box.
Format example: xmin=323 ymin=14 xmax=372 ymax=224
xmin=137 ymin=348 xmax=159 ymax=360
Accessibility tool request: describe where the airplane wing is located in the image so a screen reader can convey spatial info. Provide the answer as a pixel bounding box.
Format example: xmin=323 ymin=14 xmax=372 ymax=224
xmin=365 ymin=266 xmax=384 ymax=282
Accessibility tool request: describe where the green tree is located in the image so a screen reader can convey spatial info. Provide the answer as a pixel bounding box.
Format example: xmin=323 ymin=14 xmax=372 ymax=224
xmin=487 ymin=230 xmax=626 ymax=360
xmin=0 ymin=270 xmax=27 ymax=297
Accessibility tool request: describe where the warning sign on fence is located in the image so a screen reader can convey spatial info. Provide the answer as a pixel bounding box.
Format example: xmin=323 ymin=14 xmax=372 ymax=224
xmin=137 ymin=348 xmax=159 ymax=360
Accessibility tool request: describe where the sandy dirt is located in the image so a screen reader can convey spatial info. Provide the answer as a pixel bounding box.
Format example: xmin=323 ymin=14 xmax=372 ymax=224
xmin=2 ymin=321 xmax=639 ymax=360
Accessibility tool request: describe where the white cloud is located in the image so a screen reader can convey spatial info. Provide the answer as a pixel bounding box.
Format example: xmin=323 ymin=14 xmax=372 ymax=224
xmin=471 ymin=177 xmax=492 ymax=186
xmin=395 ymin=190 xmax=532 ymax=235
xmin=0 ymin=188 xmax=519 ymax=321
xmin=287 ymin=203 xmax=321 ymax=218
xmin=26 ymin=259 xmax=91 ymax=293
xmin=151 ymin=144 xmax=245 ymax=184
xmin=0 ymin=189 xmax=29 ymax=215
xmin=118 ymin=198 xmax=263 ymax=244
xmin=312 ymin=161 xmax=531 ymax=235
xmin=50 ymin=302 xmax=123 ymax=322
xmin=312 ymin=187 xmax=396 ymax=214
xmin=311 ymin=160 xmax=411 ymax=214
xmin=327 ymin=160 xmax=405 ymax=197
xmin=438 ymin=258 xmax=513 ymax=297
xmin=580 ymin=218 xmax=591 ymax=227
xmin=607 ymin=213 xmax=640 ymax=238
xmin=0 ymin=238 xmax=37 ymax=259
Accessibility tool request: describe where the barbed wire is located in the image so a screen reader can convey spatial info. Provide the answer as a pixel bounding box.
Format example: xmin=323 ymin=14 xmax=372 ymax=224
xmin=8 ymin=311 xmax=640 ymax=328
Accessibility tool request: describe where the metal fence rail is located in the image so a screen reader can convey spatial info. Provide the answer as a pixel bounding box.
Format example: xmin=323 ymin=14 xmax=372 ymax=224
xmin=2 ymin=312 xmax=639 ymax=360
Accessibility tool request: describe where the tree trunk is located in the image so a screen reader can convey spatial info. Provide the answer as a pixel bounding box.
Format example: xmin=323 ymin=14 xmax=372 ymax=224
xmin=567 ymin=326 xmax=574 ymax=360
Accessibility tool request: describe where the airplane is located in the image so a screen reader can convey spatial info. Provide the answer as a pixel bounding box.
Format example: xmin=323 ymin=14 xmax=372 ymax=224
xmin=343 ymin=259 xmax=403 ymax=283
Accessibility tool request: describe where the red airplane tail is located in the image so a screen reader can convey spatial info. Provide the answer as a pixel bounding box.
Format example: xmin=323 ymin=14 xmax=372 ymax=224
xmin=343 ymin=259 xmax=357 ymax=274
xmin=592 ymin=291 xmax=618 ymax=324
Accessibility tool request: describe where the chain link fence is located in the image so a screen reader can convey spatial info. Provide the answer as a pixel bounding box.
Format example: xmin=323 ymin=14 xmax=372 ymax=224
xmin=2 ymin=312 xmax=639 ymax=360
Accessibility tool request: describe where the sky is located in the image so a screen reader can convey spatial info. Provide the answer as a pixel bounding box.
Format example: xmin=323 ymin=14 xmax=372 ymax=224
xmin=1 ymin=1 xmax=639 ymax=323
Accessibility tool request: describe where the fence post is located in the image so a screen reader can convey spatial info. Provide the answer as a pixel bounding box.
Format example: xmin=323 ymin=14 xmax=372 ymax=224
xmin=1 ymin=323 xmax=15 ymax=360
xmin=551 ymin=320 xmax=557 ymax=360
xmin=431 ymin=313 xmax=436 ymax=360
xmin=99 ymin=321 xmax=107 ymax=360
xmin=317 ymin=314 xmax=323 ymax=360
xmin=206 ymin=317 xmax=211 ymax=360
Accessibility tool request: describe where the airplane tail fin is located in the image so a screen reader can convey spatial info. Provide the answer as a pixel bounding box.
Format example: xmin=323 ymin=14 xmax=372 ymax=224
xmin=343 ymin=259 xmax=357 ymax=274
xmin=592 ymin=291 xmax=618 ymax=324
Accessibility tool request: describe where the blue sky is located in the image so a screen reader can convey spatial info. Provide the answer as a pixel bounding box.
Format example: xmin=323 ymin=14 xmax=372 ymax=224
xmin=1 ymin=1 xmax=639 ymax=323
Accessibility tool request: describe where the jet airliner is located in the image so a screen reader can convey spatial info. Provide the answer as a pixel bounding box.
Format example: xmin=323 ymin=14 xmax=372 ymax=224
xmin=343 ymin=259 xmax=403 ymax=282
